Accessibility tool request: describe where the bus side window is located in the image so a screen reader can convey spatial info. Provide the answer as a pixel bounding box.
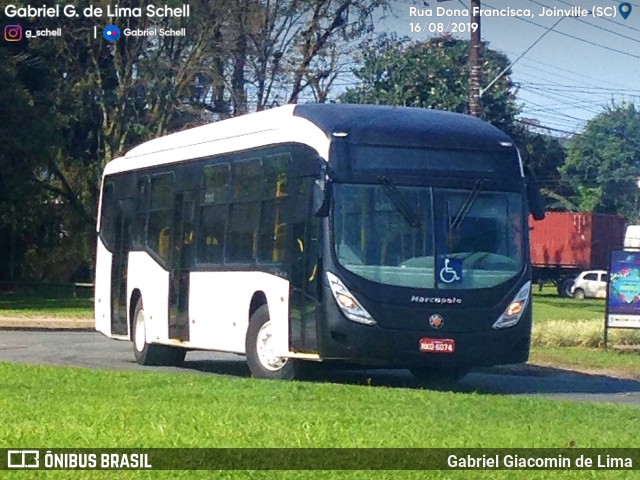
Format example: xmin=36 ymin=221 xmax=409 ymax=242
xmin=133 ymin=177 xmax=149 ymax=248
xmin=258 ymin=153 xmax=290 ymax=263
xmin=100 ymin=182 xmax=115 ymax=249
xmin=197 ymin=163 xmax=230 ymax=264
xmin=228 ymin=159 xmax=261 ymax=263
xmin=147 ymin=174 xmax=173 ymax=263
xmin=158 ymin=226 xmax=171 ymax=260
xmin=291 ymin=177 xmax=320 ymax=291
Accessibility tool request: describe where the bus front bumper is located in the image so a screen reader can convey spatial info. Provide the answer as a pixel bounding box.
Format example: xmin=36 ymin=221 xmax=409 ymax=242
xmin=318 ymin=309 xmax=532 ymax=368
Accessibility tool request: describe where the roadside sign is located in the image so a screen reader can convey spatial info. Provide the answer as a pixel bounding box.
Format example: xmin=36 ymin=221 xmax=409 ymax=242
xmin=605 ymin=250 xmax=640 ymax=348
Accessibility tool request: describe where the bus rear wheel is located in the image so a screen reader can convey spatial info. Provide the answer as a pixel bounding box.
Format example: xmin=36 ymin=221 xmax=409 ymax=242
xmin=245 ymin=305 xmax=296 ymax=380
xmin=132 ymin=300 xmax=186 ymax=366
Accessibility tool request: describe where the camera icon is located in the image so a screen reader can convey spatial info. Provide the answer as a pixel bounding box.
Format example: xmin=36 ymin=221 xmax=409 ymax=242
xmin=4 ymin=24 xmax=23 ymax=42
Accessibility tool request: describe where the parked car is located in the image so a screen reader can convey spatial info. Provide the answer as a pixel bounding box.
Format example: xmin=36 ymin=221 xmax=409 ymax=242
xmin=570 ymin=270 xmax=608 ymax=299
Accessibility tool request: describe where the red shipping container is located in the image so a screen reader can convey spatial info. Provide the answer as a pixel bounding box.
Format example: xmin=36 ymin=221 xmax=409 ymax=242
xmin=529 ymin=212 xmax=626 ymax=270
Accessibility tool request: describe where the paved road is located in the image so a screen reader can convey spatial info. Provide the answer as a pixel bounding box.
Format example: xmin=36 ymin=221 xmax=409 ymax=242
xmin=1 ymin=330 xmax=639 ymax=404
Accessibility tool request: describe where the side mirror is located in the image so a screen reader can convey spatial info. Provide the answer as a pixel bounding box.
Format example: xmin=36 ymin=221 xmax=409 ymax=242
xmin=526 ymin=174 xmax=545 ymax=221
xmin=312 ymin=180 xmax=330 ymax=217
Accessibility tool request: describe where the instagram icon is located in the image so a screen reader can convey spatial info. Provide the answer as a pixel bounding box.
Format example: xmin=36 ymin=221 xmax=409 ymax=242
xmin=4 ymin=24 xmax=23 ymax=41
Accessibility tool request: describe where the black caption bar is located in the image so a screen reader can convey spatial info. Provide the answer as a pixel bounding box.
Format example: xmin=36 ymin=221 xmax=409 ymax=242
xmin=2 ymin=448 xmax=639 ymax=470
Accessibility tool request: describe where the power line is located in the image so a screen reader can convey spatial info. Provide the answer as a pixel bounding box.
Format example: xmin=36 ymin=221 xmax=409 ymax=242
xmin=503 ymin=53 xmax=630 ymax=90
xmin=521 ymin=87 xmax=603 ymax=116
xmin=520 ymin=95 xmax=597 ymax=117
xmin=521 ymin=84 xmax=640 ymax=95
xmin=610 ymin=0 xmax=640 ymax=8
xmin=483 ymin=0 xmax=640 ymax=60
xmin=555 ymin=0 xmax=640 ymax=35
xmin=526 ymin=0 xmax=640 ymax=43
xmin=517 ymin=119 xmax=581 ymax=136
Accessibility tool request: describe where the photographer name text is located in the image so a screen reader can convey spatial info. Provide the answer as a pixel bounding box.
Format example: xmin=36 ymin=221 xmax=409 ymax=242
xmin=4 ymin=4 xmax=190 ymax=18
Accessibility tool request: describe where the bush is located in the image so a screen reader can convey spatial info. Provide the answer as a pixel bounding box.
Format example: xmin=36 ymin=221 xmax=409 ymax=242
xmin=532 ymin=320 xmax=640 ymax=348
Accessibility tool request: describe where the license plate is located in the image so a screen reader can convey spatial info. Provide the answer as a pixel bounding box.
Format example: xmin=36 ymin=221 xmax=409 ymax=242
xmin=419 ymin=338 xmax=455 ymax=353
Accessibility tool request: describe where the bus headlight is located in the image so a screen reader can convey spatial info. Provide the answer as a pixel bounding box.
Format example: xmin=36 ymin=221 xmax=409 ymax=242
xmin=326 ymin=272 xmax=376 ymax=326
xmin=492 ymin=281 xmax=531 ymax=329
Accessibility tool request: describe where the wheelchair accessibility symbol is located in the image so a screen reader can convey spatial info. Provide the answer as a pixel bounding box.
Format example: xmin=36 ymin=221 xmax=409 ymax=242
xmin=439 ymin=258 xmax=463 ymax=284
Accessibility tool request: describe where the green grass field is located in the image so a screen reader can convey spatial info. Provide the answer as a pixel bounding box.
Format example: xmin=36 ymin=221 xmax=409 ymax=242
xmin=0 ymin=362 xmax=639 ymax=479
xmin=530 ymin=287 xmax=640 ymax=369
xmin=0 ymin=287 xmax=93 ymax=318
xmin=532 ymin=286 xmax=604 ymax=323
xmin=1 ymin=289 xmax=640 ymax=478
xmin=530 ymin=346 xmax=640 ymax=378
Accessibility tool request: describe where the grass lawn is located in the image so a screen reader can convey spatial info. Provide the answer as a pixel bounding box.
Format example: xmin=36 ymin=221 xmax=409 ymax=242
xmin=532 ymin=286 xmax=604 ymax=323
xmin=530 ymin=346 xmax=640 ymax=379
xmin=0 ymin=287 xmax=93 ymax=318
xmin=530 ymin=287 xmax=640 ymax=370
xmin=0 ymin=362 xmax=639 ymax=479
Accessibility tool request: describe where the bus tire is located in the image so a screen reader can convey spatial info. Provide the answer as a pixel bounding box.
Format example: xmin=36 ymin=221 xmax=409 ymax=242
xmin=409 ymin=365 xmax=469 ymax=385
xmin=245 ymin=305 xmax=296 ymax=380
xmin=132 ymin=300 xmax=186 ymax=366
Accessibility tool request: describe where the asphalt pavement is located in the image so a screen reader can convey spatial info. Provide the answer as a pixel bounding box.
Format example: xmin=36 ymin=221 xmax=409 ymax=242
xmin=1 ymin=325 xmax=639 ymax=404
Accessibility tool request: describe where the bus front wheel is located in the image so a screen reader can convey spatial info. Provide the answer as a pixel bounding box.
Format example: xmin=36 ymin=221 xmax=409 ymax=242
xmin=245 ymin=305 xmax=296 ymax=380
xmin=132 ymin=300 xmax=186 ymax=366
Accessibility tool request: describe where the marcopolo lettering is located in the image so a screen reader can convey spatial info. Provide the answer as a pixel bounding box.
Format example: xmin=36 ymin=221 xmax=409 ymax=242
xmin=411 ymin=295 xmax=462 ymax=304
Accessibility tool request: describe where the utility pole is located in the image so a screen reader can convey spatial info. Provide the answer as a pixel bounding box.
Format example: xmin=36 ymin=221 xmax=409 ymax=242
xmin=469 ymin=0 xmax=482 ymax=117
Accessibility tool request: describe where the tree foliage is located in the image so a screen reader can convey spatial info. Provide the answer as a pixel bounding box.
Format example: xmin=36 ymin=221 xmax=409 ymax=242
xmin=517 ymin=129 xmax=568 ymax=210
xmin=340 ymin=35 xmax=520 ymax=135
xmin=339 ymin=34 xmax=568 ymax=210
xmin=0 ymin=0 xmax=388 ymax=281
xmin=561 ymin=103 xmax=640 ymax=220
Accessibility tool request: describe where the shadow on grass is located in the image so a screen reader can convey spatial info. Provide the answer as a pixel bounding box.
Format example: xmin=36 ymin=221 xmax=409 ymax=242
xmin=180 ymin=357 xmax=640 ymax=397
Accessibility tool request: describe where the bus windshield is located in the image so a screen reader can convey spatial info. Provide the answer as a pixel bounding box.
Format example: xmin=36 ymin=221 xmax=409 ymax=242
xmin=332 ymin=183 xmax=524 ymax=289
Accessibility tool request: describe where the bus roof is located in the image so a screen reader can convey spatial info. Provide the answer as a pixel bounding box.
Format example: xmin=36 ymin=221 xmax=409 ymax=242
xmin=104 ymin=104 xmax=514 ymax=176
xmin=293 ymin=104 xmax=513 ymax=150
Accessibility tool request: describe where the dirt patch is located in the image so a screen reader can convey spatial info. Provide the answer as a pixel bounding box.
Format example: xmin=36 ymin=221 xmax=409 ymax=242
xmin=0 ymin=316 xmax=93 ymax=330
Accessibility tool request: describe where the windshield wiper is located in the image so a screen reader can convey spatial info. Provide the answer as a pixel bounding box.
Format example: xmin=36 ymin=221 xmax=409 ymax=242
xmin=449 ymin=179 xmax=485 ymax=233
xmin=378 ymin=176 xmax=422 ymax=229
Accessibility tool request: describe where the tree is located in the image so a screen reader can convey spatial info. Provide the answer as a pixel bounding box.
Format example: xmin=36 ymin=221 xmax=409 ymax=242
xmin=517 ymin=129 xmax=569 ymax=210
xmin=0 ymin=0 xmax=391 ymax=281
xmin=212 ymin=0 xmax=388 ymax=112
xmin=340 ymin=35 xmax=520 ymax=135
xmin=340 ymin=35 xmax=576 ymax=209
xmin=561 ymin=103 xmax=640 ymax=220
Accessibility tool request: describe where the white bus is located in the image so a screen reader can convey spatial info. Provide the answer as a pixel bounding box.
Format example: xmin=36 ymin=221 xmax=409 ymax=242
xmin=95 ymin=104 xmax=543 ymax=381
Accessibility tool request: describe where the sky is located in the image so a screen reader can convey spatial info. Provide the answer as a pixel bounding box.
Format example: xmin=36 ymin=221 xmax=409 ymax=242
xmin=3 ymin=1 xmax=638 ymax=137
xmin=381 ymin=0 xmax=640 ymax=136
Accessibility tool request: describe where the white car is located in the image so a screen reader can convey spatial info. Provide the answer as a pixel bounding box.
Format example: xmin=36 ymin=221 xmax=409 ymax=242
xmin=570 ymin=270 xmax=608 ymax=299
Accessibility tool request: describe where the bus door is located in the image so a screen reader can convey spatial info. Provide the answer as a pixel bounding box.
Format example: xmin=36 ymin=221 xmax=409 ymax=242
xmin=290 ymin=179 xmax=321 ymax=353
xmin=110 ymin=198 xmax=133 ymax=336
xmin=168 ymin=191 xmax=194 ymax=341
